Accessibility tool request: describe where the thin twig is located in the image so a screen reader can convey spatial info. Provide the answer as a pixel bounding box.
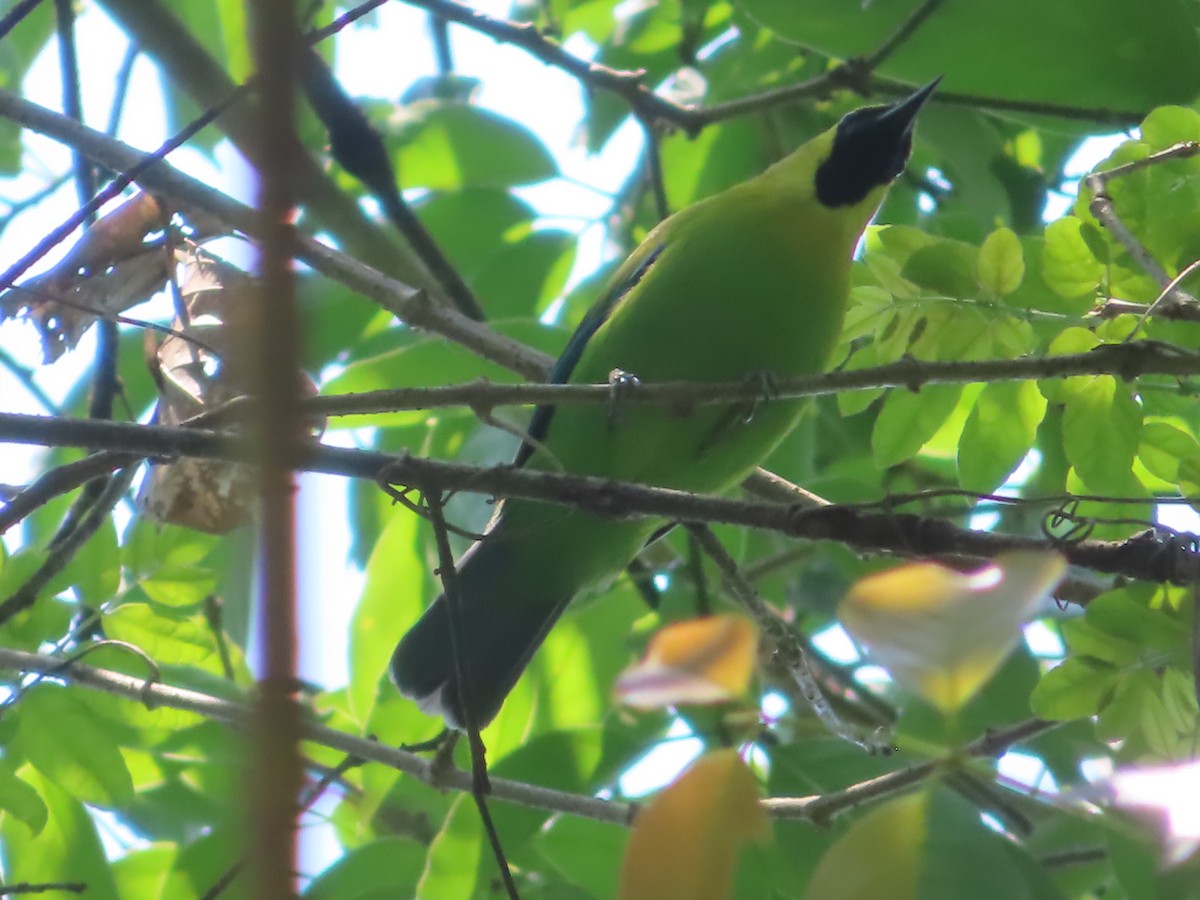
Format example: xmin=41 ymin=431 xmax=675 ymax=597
xmin=284 ymin=341 xmax=1200 ymax=417
xmin=0 ymin=347 xmax=59 ymax=414
xmin=0 ymin=885 xmax=86 ymax=896
xmin=0 ymin=466 xmax=137 ymax=626
xmin=396 ymin=0 xmax=1138 ymax=129
xmin=763 ymin=717 xmax=1058 ymax=825
xmin=687 ymin=525 xmax=890 ymax=751
xmin=424 ymin=492 xmax=521 ymax=900
xmin=0 ymin=0 xmax=47 ymax=41
xmin=1085 ymin=141 xmax=1200 ymax=308
xmin=860 ymin=0 xmax=945 ymax=70
xmin=0 ymin=450 xmax=136 ymax=534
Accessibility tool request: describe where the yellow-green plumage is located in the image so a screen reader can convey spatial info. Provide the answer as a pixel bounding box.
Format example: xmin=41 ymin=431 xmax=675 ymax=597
xmin=392 ymin=81 xmax=938 ymax=728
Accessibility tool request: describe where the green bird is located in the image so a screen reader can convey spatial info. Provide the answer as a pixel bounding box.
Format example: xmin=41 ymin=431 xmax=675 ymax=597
xmin=392 ymin=80 xmax=939 ymax=729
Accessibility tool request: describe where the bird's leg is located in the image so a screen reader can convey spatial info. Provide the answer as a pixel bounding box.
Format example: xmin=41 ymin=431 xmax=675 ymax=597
xmin=700 ymin=370 xmax=780 ymax=451
xmin=607 ymin=367 xmax=641 ymax=427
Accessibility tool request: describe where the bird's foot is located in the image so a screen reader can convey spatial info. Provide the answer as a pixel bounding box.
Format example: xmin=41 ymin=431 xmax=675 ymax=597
xmin=700 ymin=370 xmax=780 ymax=451
xmin=607 ymin=367 xmax=641 ymax=427
xmin=738 ymin=370 xmax=780 ymax=423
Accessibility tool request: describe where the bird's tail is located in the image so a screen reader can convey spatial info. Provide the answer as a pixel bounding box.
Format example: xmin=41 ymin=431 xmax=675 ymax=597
xmin=389 ymin=512 xmax=575 ymax=729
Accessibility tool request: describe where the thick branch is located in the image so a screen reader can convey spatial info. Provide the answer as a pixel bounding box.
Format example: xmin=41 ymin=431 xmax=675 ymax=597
xmin=2 ymin=412 xmax=1196 ymax=585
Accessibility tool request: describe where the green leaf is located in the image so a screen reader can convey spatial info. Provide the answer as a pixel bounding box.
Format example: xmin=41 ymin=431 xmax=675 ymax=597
xmin=536 ymin=815 xmax=628 ymax=898
xmin=1061 ymin=616 xmax=1141 ymax=667
xmin=0 ymin=761 xmax=47 ymax=836
xmin=1097 ymin=669 xmax=1161 ymax=744
xmin=976 ymin=227 xmax=1025 ymax=296
xmin=1140 ymin=105 xmax=1200 ymax=151
xmin=0 ymin=769 xmax=119 ymax=899
xmin=394 ymin=104 xmax=558 ymax=189
xmin=1086 ymin=587 xmax=1189 ymax=657
xmin=804 ymin=786 xmax=1059 ymax=900
xmin=1061 ymin=376 xmax=1142 ymax=492
xmin=1031 ymin=658 xmax=1119 ymax=720
xmin=1041 ymin=218 xmax=1103 ymax=299
xmin=305 ymin=837 xmax=426 ymax=898
xmin=736 ymin=0 xmax=1200 ymax=110
xmin=13 ymin=685 xmax=134 ymax=809
xmin=842 ymin=286 xmax=896 ymax=342
xmin=1139 ymin=420 xmax=1200 ymax=484
xmin=474 ymin=228 xmax=578 ymax=319
xmin=348 ymin=510 xmax=427 ymax=726
xmin=47 ymin=515 xmax=119 ymax=607
xmin=900 ymin=240 xmax=979 ymax=298
xmin=837 ymin=343 xmax=887 ymax=416
xmin=660 ymin=118 xmax=765 ymax=209
xmin=958 ymin=380 xmax=1046 ymax=491
xmin=987 ymin=317 xmax=1035 ymax=360
xmin=418 ymin=795 xmax=486 ymax=900
xmin=908 ymin=306 xmax=991 ymax=362
xmin=1038 ymin=327 xmax=1101 ymax=404
xmin=872 ymin=385 xmax=963 ymax=469
xmin=104 ymin=602 xmax=223 ymax=672
xmin=140 ymin=563 xmax=219 ymax=607
xmin=113 ymin=844 xmax=178 ymax=900
xmin=416 ymin=188 xmax=535 ymax=277
xmin=124 ymin=519 xmax=220 ymax=569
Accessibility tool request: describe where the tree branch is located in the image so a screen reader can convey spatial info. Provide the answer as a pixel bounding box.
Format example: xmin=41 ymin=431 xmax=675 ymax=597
xmin=288 ymin=341 xmax=1200 ymax=419
xmin=0 ymin=646 xmax=639 ymax=828
xmin=2 ymin=411 xmax=1197 ymax=585
xmin=0 ymin=89 xmax=550 ymax=382
xmin=397 ymin=0 xmax=1141 ymax=129
xmin=0 ymin=647 xmax=1058 ymax=828
xmin=764 ymin=717 xmax=1058 ymax=825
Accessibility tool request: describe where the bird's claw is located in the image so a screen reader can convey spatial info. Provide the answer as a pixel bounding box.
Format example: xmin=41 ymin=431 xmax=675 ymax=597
xmin=607 ymin=367 xmax=641 ymax=427
xmin=740 ymin=370 xmax=780 ymax=424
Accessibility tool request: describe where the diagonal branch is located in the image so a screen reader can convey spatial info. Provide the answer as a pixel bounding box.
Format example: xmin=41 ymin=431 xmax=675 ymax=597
xmin=0 ymin=89 xmax=550 ymax=381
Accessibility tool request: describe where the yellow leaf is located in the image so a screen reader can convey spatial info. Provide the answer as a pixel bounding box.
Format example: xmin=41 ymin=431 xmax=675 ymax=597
xmin=615 ymin=616 xmax=758 ymax=710
xmin=620 ymin=750 xmax=768 ymax=900
xmin=839 ymin=552 xmax=1065 ymax=713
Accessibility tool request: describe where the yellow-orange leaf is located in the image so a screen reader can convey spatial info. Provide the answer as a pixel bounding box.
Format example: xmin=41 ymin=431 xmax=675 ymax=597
xmin=619 ymin=749 xmax=768 ymax=900
xmin=839 ymin=552 xmax=1065 ymax=713
xmin=615 ymin=616 xmax=758 ymax=710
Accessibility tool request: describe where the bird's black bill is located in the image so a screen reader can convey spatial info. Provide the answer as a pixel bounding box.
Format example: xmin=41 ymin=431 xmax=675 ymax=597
xmin=815 ymin=77 xmax=941 ymax=208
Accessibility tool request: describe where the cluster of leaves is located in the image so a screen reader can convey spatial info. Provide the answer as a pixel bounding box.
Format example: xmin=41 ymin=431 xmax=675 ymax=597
xmin=3 ymin=0 xmax=1200 ymax=898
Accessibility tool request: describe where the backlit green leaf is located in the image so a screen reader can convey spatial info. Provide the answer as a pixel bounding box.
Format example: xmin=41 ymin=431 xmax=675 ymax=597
xmin=958 ymin=380 xmax=1046 ymax=491
xmin=14 ymin=685 xmax=134 ymax=809
xmin=976 ymin=227 xmax=1025 ymax=296
xmin=872 ymin=385 xmax=962 ymax=469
